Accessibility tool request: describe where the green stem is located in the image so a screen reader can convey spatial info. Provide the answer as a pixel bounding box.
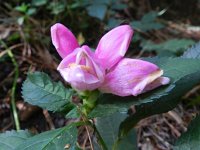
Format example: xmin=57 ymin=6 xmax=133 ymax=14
xmin=82 ymin=90 xmax=99 ymax=116
xmin=1 ymin=40 xmax=20 ymax=131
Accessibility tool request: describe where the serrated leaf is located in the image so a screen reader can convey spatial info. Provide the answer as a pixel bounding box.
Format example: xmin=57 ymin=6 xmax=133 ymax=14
xmin=95 ymin=113 xmax=137 ymax=150
xmin=22 ymin=72 xmax=75 ymax=112
xmin=182 ymin=42 xmax=200 ymax=58
xmin=15 ymin=125 xmax=77 ymax=150
xmin=174 ymin=115 xmax=200 ymax=150
xmin=89 ymin=58 xmax=200 ymax=118
xmin=0 ymin=130 xmax=32 ymax=150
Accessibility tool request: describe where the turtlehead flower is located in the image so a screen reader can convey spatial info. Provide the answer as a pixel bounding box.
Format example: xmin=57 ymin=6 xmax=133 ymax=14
xmin=51 ymin=23 xmax=170 ymax=96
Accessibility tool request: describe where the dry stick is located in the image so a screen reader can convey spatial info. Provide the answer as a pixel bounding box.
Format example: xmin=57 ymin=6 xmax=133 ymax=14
xmin=81 ymin=114 xmax=94 ymax=150
xmin=43 ymin=110 xmax=55 ymax=129
xmin=0 ymin=40 xmax=20 ymax=131
xmin=85 ymin=124 xmax=94 ymax=150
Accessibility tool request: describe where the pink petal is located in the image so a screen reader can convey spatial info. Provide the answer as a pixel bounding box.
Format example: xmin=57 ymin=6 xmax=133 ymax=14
xmin=95 ymin=25 xmax=133 ymax=70
xmin=99 ymin=58 xmax=169 ymax=96
xmin=51 ymin=23 xmax=79 ymax=58
xmin=58 ymin=46 xmax=105 ymax=91
xmin=142 ymin=77 xmax=170 ymax=93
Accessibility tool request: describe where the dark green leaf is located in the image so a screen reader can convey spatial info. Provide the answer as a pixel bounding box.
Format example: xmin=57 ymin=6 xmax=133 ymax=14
xmin=32 ymin=0 xmax=47 ymax=6
xmin=182 ymin=42 xmax=200 ymax=58
xmin=131 ymin=21 xmax=164 ymax=31
xmin=0 ymin=130 xmax=32 ymax=150
xmin=95 ymin=113 xmax=137 ymax=150
xmin=141 ymin=11 xmax=158 ymax=22
xmin=15 ymin=125 xmax=78 ymax=150
xmin=47 ymin=2 xmax=65 ymax=15
xmin=131 ymin=11 xmax=164 ymax=31
xmin=107 ymin=18 xmax=122 ymax=29
xmin=89 ymin=58 xmax=200 ymax=118
xmin=22 ymin=72 xmax=75 ymax=112
xmin=111 ymin=3 xmax=127 ymax=10
xmin=174 ymin=115 xmax=200 ymax=150
xmin=87 ymin=4 xmax=107 ymax=20
xmin=66 ymin=107 xmax=80 ymax=119
xmin=142 ymin=39 xmax=195 ymax=53
xmin=117 ymin=129 xmax=137 ymax=150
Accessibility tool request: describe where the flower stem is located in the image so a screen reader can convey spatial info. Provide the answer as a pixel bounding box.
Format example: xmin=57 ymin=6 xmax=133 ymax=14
xmin=1 ymin=40 xmax=20 ymax=131
xmin=82 ymin=90 xmax=99 ymax=116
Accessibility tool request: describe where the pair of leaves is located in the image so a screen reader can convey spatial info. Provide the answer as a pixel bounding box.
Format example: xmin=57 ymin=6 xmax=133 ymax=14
xmin=0 ymin=124 xmax=78 ymax=150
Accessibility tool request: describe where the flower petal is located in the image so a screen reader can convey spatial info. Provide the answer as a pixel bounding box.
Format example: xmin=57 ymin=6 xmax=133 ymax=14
xmin=58 ymin=46 xmax=105 ymax=91
xmin=95 ymin=25 xmax=133 ymax=70
xmin=142 ymin=77 xmax=170 ymax=94
xmin=99 ymin=58 xmax=169 ymax=96
xmin=51 ymin=23 xmax=79 ymax=58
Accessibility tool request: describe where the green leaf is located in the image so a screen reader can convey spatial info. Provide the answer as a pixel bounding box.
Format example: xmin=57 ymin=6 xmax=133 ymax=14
xmin=89 ymin=58 xmax=200 ymax=118
xmin=15 ymin=125 xmax=78 ymax=150
xmin=174 ymin=115 xmax=200 ymax=150
xmin=66 ymin=107 xmax=80 ymax=119
xmin=87 ymin=4 xmax=107 ymax=20
xmin=15 ymin=3 xmax=28 ymax=13
xmin=95 ymin=113 xmax=137 ymax=150
xmin=117 ymin=129 xmax=137 ymax=150
xmin=107 ymin=18 xmax=122 ymax=29
xmin=141 ymin=11 xmax=158 ymax=22
xmin=111 ymin=3 xmax=127 ymax=10
xmin=27 ymin=8 xmax=36 ymax=16
xmin=22 ymin=72 xmax=75 ymax=112
xmin=131 ymin=11 xmax=164 ymax=31
xmin=32 ymin=0 xmax=47 ymax=6
xmin=0 ymin=130 xmax=32 ymax=150
xmin=142 ymin=39 xmax=195 ymax=54
xmin=182 ymin=42 xmax=200 ymax=58
xmin=47 ymin=2 xmax=65 ymax=15
xmin=131 ymin=21 xmax=164 ymax=31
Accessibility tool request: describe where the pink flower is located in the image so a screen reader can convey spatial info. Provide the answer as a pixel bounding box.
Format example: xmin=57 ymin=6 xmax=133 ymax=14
xmin=51 ymin=23 xmax=170 ymax=96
